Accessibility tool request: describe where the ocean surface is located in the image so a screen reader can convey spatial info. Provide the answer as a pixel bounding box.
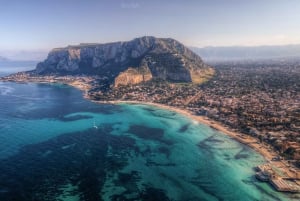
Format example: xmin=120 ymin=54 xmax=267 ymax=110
xmin=0 ymin=82 xmax=298 ymax=201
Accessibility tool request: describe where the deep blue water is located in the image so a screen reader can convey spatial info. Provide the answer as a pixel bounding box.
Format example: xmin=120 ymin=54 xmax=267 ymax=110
xmin=0 ymin=82 xmax=298 ymax=201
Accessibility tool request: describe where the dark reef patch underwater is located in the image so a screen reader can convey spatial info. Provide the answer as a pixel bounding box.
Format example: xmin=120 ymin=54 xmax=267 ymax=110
xmin=0 ymin=82 xmax=299 ymax=201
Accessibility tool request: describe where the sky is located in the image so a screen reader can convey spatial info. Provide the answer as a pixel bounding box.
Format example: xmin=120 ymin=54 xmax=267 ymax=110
xmin=1 ymin=0 xmax=300 ymax=59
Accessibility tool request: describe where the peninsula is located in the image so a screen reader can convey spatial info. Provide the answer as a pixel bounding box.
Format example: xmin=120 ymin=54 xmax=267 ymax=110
xmin=1 ymin=36 xmax=299 ymax=193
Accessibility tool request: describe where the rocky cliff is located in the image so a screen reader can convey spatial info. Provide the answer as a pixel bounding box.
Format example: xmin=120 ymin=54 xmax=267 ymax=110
xmin=35 ymin=36 xmax=212 ymax=86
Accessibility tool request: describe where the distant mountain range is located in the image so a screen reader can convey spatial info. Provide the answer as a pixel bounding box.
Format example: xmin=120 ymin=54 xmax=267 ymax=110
xmin=0 ymin=50 xmax=48 ymax=61
xmin=191 ymin=44 xmax=300 ymax=61
xmin=0 ymin=56 xmax=8 ymax=61
xmin=0 ymin=60 xmax=38 ymax=76
xmin=0 ymin=60 xmax=38 ymax=67
xmin=3 ymin=43 xmax=300 ymax=63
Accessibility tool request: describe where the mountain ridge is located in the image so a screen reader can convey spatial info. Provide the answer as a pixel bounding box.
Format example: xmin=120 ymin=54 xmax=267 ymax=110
xmin=35 ymin=36 xmax=212 ymax=86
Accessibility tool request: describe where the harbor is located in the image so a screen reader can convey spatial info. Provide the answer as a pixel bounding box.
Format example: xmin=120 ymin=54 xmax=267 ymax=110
xmin=256 ymin=162 xmax=300 ymax=193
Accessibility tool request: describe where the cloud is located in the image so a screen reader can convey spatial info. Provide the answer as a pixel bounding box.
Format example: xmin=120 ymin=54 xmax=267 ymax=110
xmin=120 ymin=1 xmax=140 ymax=9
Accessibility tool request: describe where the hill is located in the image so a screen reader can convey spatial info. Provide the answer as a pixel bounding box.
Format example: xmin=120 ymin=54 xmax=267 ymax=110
xmin=35 ymin=36 xmax=212 ymax=86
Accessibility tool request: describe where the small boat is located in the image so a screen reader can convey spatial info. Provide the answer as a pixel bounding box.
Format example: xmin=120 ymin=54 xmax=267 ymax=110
xmin=255 ymin=172 xmax=270 ymax=182
xmin=93 ymin=120 xmax=98 ymax=129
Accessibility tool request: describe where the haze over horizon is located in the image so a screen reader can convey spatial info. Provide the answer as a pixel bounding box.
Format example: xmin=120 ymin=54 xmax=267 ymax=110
xmin=1 ymin=0 xmax=300 ymax=60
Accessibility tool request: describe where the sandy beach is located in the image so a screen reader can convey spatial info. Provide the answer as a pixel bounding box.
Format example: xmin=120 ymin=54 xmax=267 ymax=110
xmin=104 ymin=100 xmax=278 ymax=162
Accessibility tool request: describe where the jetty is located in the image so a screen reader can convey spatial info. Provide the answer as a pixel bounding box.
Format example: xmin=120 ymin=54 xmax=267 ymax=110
xmin=255 ymin=163 xmax=300 ymax=193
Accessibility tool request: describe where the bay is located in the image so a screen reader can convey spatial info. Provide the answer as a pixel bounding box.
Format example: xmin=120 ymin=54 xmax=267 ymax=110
xmin=0 ymin=82 xmax=297 ymax=201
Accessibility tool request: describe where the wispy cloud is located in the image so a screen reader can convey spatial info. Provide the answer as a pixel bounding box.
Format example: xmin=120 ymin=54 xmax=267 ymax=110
xmin=120 ymin=1 xmax=140 ymax=9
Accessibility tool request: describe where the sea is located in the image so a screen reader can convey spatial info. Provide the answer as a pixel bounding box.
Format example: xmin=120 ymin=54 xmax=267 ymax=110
xmin=0 ymin=68 xmax=298 ymax=201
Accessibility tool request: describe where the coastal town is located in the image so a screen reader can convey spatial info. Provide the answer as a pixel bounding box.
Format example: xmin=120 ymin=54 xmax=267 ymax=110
xmin=1 ymin=60 xmax=299 ymax=193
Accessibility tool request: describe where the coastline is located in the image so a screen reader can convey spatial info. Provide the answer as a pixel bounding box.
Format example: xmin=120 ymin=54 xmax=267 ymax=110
xmin=1 ymin=82 xmax=298 ymax=201
xmin=103 ymin=100 xmax=277 ymax=161
xmin=103 ymin=100 xmax=300 ymax=193
xmin=2 ymin=77 xmax=299 ymax=193
xmin=54 ymin=75 xmax=278 ymax=161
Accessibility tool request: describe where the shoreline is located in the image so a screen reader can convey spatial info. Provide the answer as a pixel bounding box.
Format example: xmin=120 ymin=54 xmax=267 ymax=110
xmin=0 ymin=78 xmax=285 ymax=161
xmin=2 ymin=77 xmax=299 ymax=192
xmin=102 ymin=100 xmax=277 ymax=161
xmin=101 ymin=100 xmax=300 ymax=193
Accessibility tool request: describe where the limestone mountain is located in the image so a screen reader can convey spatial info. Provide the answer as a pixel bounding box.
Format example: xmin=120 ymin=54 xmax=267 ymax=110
xmin=35 ymin=36 xmax=213 ymax=86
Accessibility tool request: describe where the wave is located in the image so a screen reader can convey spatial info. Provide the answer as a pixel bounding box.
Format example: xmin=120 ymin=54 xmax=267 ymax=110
xmin=9 ymin=94 xmax=44 ymax=100
xmin=0 ymin=85 xmax=14 ymax=95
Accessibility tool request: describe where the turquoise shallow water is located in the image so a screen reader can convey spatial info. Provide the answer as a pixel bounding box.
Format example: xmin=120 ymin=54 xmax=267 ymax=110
xmin=0 ymin=82 xmax=298 ymax=201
